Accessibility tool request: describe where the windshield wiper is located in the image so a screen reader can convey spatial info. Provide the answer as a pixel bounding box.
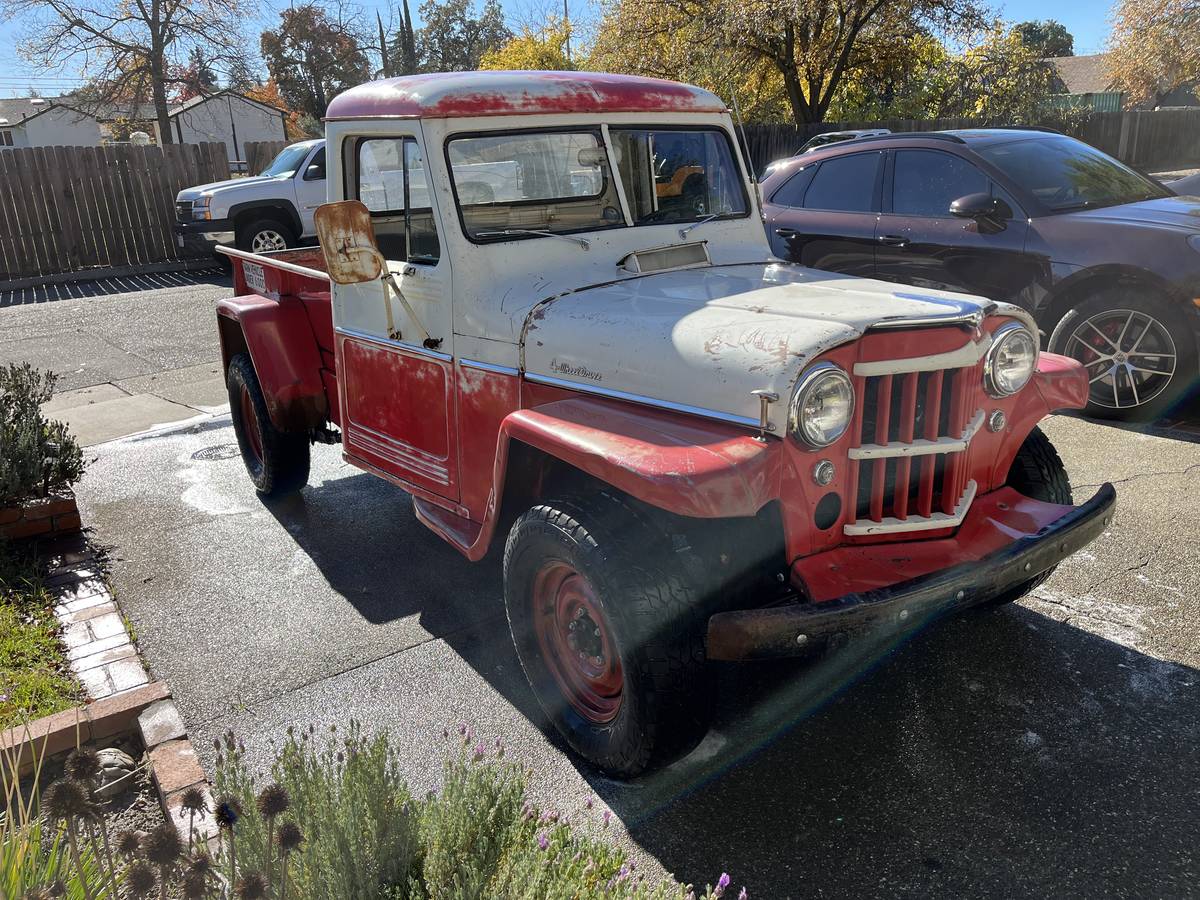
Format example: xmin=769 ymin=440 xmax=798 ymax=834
xmin=477 ymin=229 xmax=590 ymax=250
xmin=678 ymin=213 xmax=720 ymax=239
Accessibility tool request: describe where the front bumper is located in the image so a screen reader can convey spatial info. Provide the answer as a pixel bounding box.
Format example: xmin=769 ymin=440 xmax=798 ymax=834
xmin=173 ymin=219 xmax=235 ymax=254
xmin=706 ymin=482 xmax=1116 ymax=661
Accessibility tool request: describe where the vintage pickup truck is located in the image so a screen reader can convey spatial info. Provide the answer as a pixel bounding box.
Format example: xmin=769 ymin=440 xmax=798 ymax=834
xmin=215 ymin=71 xmax=1115 ymax=776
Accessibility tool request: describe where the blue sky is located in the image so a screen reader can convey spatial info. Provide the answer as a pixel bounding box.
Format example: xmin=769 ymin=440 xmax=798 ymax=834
xmin=0 ymin=0 xmax=1112 ymax=99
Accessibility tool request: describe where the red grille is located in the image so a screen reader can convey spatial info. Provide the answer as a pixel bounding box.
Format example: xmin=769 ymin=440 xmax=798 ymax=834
xmin=844 ymin=364 xmax=980 ymax=534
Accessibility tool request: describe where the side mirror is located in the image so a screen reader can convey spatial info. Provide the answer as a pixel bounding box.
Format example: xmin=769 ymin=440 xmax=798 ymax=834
xmin=314 ymin=200 xmax=384 ymax=285
xmin=949 ymin=192 xmax=1000 ymax=220
xmin=306 ymin=163 xmax=325 ymax=180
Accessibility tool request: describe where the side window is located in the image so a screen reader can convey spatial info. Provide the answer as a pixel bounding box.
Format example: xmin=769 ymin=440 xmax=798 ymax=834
xmin=352 ymin=137 xmax=440 ymax=264
xmin=303 ymin=146 xmax=326 ymax=181
xmin=892 ymin=150 xmax=988 ymax=217
xmin=803 ymin=153 xmax=880 ymax=212
xmin=769 ymin=166 xmax=816 ymax=208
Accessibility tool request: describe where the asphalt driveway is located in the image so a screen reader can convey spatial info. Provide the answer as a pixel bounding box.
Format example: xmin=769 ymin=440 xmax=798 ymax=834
xmin=4 ymin=273 xmax=1198 ymax=897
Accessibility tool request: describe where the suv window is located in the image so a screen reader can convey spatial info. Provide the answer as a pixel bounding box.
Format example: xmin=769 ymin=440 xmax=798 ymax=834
xmin=803 ymin=153 xmax=879 ymax=212
xmin=351 ymin=136 xmax=440 ymax=264
xmin=893 ymin=150 xmax=987 ymax=217
xmin=769 ymin=166 xmax=816 ymax=208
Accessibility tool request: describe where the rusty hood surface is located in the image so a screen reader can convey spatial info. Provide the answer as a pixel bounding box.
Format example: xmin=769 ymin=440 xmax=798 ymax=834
xmin=520 ymin=262 xmax=995 ymax=432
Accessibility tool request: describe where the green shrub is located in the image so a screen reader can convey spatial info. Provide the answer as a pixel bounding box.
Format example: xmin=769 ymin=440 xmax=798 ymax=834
xmin=208 ymin=723 xmax=743 ymax=900
xmin=0 ymin=363 xmax=84 ymax=504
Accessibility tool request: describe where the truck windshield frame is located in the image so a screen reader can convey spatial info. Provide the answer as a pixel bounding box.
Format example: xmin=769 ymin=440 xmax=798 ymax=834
xmin=445 ymin=124 xmax=750 ymax=245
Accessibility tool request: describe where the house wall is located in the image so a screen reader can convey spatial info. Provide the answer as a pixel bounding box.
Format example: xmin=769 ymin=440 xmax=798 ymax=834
xmin=10 ymin=106 xmax=102 ymax=147
xmin=173 ymin=95 xmax=285 ymax=165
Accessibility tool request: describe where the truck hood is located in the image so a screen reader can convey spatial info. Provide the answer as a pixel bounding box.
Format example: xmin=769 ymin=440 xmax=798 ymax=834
xmin=521 ymin=262 xmax=1001 ymax=432
xmin=176 ymin=175 xmax=288 ymax=201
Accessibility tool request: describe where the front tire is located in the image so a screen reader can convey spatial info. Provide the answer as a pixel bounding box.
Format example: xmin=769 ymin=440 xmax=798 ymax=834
xmin=236 ymin=217 xmax=295 ymax=255
xmin=989 ymin=427 xmax=1072 ymax=606
xmin=1048 ymin=287 xmax=1195 ymax=421
xmin=503 ymin=491 xmax=711 ymax=777
xmin=227 ymin=354 xmax=310 ymax=497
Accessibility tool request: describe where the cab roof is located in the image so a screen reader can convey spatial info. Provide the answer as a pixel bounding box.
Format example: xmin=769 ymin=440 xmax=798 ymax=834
xmin=324 ymin=71 xmax=728 ymax=121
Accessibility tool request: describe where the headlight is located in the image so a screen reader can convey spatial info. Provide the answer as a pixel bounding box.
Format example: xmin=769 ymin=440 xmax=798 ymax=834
xmin=789 ymin=363 xmax=854 ymax=448
xmin=192 ymin=196 xmax=212 ymax=220
xmin=984 ymin=322 xmax=1038 ymax=397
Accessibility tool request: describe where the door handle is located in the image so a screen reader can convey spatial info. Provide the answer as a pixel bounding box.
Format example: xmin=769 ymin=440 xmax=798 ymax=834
xmin=877 ymin=234 xmax=910 ymax=247
xmin=775 ymin=227 xmax=798 ymax=238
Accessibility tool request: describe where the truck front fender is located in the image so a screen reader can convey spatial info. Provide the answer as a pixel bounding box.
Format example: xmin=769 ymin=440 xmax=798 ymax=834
xmin=499 ymin=397 xmax=782 ymax=520
xmin=217 ymin=296 xmax=328 ymax=432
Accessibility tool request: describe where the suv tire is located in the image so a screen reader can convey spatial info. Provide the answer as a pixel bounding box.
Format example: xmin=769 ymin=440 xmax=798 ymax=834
xmin=503 ymin=491 xmax=711 ymax=776
xmin=237 ymin=217 xmax=295 ymax=254
xmin=1048 ymin=287 xmax=1195 ymax=421
xmin=988 ymin=427 xmax=1072 ymax=606
xmin=227 ymin=354 xmax=310 ymax=497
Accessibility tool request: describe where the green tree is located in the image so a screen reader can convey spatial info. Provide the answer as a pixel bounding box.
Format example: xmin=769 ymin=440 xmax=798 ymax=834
xmin=177 ymin=47 xmax=218 ymax=100
xmin=261 ymin=3 xmax=373 ymax=120
xmin=226 ymin=55 xmax=261 ymax=91
xmin=928 ymin=21 xmax=1058 ymax=121
xmin=1108 ymin=0 xmax=1200 ymax=106
xmin=480 ymin=17 xmax=573 ymax=70
xmin=417 ymin=0 xmax=510 ymax=72
xmin=1014 ymin=19 xmax=1074 ymax=57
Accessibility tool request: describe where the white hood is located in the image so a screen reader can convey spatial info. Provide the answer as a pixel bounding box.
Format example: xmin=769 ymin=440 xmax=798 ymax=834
xmin=521 ymin=262 xmax=998 ymax=431
xmin=176 ymin=175 xmax=288 ymax=201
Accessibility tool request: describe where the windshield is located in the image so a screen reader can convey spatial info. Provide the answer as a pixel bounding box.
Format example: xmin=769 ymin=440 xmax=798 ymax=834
xmin=447 ymin=127 xmax=747 ymax=242
xmin=979 ymin=136 xmax=1168 ymax=212
xmin=260 ymin=144 xmax=314 ymax=178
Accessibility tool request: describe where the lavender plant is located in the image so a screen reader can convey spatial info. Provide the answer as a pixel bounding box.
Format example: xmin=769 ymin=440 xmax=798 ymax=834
xmin=0 ymin=364 xmax=84 ymax=504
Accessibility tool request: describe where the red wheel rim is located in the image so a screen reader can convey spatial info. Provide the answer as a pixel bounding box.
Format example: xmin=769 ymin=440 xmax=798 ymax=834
xmin=239 ymin=384 xmax=264 ymax=464
xmin=532 ymin=561 xmax=624 ymax=724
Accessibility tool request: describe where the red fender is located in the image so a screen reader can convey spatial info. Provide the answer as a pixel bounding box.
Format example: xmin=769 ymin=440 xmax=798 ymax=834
xmin=415 ymin=395 xmax=783 ymax=562
xmin=217 ymin=296 xmax=328 ymax=432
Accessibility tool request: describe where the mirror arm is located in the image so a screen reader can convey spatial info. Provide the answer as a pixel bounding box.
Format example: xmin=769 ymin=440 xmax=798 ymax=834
xmin=335 ymin=245 xmax=435 ymax=346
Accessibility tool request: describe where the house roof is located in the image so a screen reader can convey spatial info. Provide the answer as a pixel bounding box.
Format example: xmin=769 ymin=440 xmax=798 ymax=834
xmin=325 ymin=71 xmax=727 ymax=120
xmin=0 ymin=97 xmax=95 ymax=127
xmin=172 ymin=90 xmax=285 ymax=115
xmin=1045 ymin=54 xmax=1117 ymax=95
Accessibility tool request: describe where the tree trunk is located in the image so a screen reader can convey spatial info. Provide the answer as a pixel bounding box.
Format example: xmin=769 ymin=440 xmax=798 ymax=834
xmin=150 ymin=52 xmax=173 ymax=144
xmin=782 ymin=67 xmax=819 ymax=124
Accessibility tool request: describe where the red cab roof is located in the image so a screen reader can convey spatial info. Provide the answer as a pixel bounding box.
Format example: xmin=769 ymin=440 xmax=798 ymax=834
xmin=325 ymin=71 xmax=727 ymax=120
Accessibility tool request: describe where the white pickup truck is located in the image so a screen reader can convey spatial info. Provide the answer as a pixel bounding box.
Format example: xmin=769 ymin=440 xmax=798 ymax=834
xmin=174 ymin=139 xmax=328 ymax=255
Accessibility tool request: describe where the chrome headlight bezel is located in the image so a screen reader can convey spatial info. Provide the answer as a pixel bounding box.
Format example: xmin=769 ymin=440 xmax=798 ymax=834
xmin=789 ymin=362 xmax=855 ymax=448
xmin=983 ymin=321 xmax=1038 ymax=398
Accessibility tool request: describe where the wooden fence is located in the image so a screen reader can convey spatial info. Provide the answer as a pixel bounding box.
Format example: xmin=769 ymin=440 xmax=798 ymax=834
xmin=0 ymin=142 xmax=229 ymax=282
xmin=244 ymin=140 xmax=289 ymax=176
xmin=742 ymin=107 xmax=1200 ymax=173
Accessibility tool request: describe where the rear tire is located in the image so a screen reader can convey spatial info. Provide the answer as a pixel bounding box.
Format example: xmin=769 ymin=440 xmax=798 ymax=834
xmin=503 ymin=491 xmax=711 ymax=777
xmin=236 ymin=217 xmax=295 ymax=254
xmin=227 ymin=354 xmax=310 ymax=497
xmin=1048 ymin=287 xmax=1195 ymax=421
xmin=988 ymin=427 xmax=1072 ymax=606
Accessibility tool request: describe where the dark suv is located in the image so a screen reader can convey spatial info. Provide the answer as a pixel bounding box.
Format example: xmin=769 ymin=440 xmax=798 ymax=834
xmin=761 ymin=129 xmax=1200 ymax=420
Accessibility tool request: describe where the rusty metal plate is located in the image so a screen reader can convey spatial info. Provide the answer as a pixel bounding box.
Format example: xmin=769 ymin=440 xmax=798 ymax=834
xmin=314 ymin=200 xmax=384 ymax=285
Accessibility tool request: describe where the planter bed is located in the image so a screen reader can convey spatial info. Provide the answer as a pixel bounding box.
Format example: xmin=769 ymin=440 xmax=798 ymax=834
xmin=0 ymin=490 xmax=81 ymax=541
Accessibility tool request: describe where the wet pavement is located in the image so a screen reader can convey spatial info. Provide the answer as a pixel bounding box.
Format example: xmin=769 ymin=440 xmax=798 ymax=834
xmin=72 ymin=412 xmax=1199 ymax=898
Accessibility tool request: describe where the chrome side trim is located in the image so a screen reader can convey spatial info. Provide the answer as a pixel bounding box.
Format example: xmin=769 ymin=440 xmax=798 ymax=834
xmin=849 ymin=409 xmax=985 ymax=461
xmin=524 ymin=372 xmax=762 ymax=431
xmin=853 ymin=335 xmax=992 ymax=377
xmin=844 ymin=480 xmax=978 ymax=536
xmin=867 ymin=297 xmax=995 ymax=331
xmin=336 ymin=326 xmax=454 ymax=362
xmin=459 ymin=358 xmax=519 ymax=376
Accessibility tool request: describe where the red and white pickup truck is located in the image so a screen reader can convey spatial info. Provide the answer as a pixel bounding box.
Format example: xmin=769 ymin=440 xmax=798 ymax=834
xmin=215 ymin=71 xmax=1115 ymax=776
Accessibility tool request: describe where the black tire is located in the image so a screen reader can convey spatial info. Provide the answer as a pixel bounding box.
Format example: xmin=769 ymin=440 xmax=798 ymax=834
xmin=503 ymin=491 xmax=711 ymax=777
xmin=1048 ymin=287 xmax=1196 ymax=421
xmin=226 ymin=354 xmax=310 ymax=497
xmin=236 ymin=217 xmax=295 ymax=255
xmin=988 ymin=427 xmax=1072 ymax=606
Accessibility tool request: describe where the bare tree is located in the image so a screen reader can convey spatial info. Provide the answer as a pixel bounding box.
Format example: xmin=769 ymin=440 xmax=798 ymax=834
xmin=1 ymin=0 xmax=245 ymax=142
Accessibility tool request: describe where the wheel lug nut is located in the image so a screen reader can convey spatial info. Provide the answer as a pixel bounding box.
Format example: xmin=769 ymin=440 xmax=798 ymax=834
xmin=593 ymin=628 xmax=600 ymax=637
xmin=592 ymin=656 xmax=603 ymax=666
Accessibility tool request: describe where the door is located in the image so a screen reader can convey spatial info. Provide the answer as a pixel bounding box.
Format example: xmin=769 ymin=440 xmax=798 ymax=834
xmin=874 ymin=149 xmax=1034 ymax=302
xmin=765 ymin=151 xmax=882 ymax=277
xmin=335 ymin=134 xmax=458 ymax=500
xmin=294 ymin=145 xmax=327 ymax=237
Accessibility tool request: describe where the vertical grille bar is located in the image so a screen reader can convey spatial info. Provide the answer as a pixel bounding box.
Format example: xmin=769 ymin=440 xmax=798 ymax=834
xmin=843 ymin=374 xmax=868 ymax=522
xmin=893 ymin=373 xmax=918 ymax=520
xmin=941 ymin=369 xmax=968 ymax=514
xmin=917 ymin=370 xmax=943 ymax=518
xmin=869 ymin=374 xmax=893 ymax=522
